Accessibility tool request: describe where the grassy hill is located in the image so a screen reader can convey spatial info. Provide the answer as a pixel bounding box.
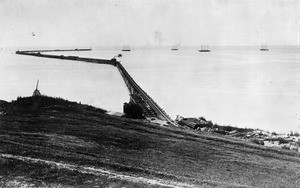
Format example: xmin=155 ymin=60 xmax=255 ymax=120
xmin=0 ymin=96 xmax=299 ymax=187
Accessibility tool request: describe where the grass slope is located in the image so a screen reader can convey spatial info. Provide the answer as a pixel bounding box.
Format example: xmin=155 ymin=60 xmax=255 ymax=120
xmin=0 ymin=96 xmax=299 ymax=187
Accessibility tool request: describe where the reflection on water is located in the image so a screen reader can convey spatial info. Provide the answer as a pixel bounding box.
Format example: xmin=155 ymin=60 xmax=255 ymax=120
xmin=1 ymin=46 xmax=300 ymax=133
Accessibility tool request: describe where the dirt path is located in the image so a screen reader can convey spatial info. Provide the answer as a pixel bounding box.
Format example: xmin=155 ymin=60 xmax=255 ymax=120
xmin=1 ymin=153 xmax=199 ymax=188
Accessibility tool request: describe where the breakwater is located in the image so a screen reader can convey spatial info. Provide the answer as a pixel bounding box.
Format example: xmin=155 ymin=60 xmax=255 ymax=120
xmin=16 ymin=50 xmax=174 ymax=124
xmin=16 ymin=50 xmax=116 ymax=66
xmin=16 ymin=48 xmax=92 ymax=53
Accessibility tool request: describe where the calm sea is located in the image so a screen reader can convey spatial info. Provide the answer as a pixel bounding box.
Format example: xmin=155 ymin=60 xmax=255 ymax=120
xmin=1 ymin=46 xmax=300 ymax=133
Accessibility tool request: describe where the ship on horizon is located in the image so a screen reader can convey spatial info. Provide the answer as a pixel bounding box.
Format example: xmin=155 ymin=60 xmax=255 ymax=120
xmin=74 ymin=48 xmax=92 ymax=51
xmin=199 ymin=45 xmax=211 ymax=52
xmin=171 ymin=45 xmax=179 ymax=51
xmin=122 ymin=45 xmax=131 ymax=51
xmin=260 ymin=44 xmax=269 ymax=51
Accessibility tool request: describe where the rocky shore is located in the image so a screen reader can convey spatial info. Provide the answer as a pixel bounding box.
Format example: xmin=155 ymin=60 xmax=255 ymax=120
xmin=176 ymin=116 xmax=300 ymax=152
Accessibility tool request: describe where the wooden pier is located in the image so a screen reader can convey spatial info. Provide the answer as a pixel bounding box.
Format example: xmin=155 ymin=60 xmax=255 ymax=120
xmin=16 ymin=48 xmax=92 ymax=53
xmin=16 ymin=50 xmax=174 ymax=124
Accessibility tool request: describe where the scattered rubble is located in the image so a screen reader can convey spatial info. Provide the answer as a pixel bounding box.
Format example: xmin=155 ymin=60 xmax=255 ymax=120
xmin=176 ymin=115 xmax=300 ymax=152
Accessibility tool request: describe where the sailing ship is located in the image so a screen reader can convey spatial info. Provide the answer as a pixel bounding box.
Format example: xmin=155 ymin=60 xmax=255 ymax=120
xmin=171 ymin=45 xmax=179 ymax=51
xmin=199 ymin=45 xmax=211 ymax=52
xmin=260 ymin=44 xmax=269 ymax=51
xmin=75 ymin=48 xmax=92 ymax=51
xmin=122 ymin=45 xmax=131 ymax=51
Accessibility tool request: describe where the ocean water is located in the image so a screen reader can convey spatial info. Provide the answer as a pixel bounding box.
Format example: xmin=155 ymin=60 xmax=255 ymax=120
xmin=1 ymin=46 xmax=300 ymax=133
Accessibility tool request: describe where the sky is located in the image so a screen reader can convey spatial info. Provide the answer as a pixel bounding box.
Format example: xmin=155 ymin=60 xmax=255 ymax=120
xmin=0 ymin=0 xmax=300 ymax=48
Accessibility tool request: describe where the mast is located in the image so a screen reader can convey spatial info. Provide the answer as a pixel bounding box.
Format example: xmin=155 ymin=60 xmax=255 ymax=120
xmin=32 ymin=79 xmax=41 ymax=96
xmin=298 ymin=21 xmax=300 ymax=48
xmin=36 ymin=79 xmax=39 ymax=90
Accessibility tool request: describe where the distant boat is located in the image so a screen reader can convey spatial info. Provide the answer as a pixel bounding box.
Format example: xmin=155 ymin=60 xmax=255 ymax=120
xmin=122 ymin=46 xmax=131 ymax=51
xmin=171 ymin=45 xmax=179 ymax=51
xmin=260 ymin=44 xmax=269 ymax=51
xmin=78 ymin=48 xmax=92 ymax=51
xmin=199 ymin=45 xmax=211 ymax=52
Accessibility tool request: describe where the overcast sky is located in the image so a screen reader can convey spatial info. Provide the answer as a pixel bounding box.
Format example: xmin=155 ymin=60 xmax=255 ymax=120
xmin=0 ymin=0 xmax=299 ymax=47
